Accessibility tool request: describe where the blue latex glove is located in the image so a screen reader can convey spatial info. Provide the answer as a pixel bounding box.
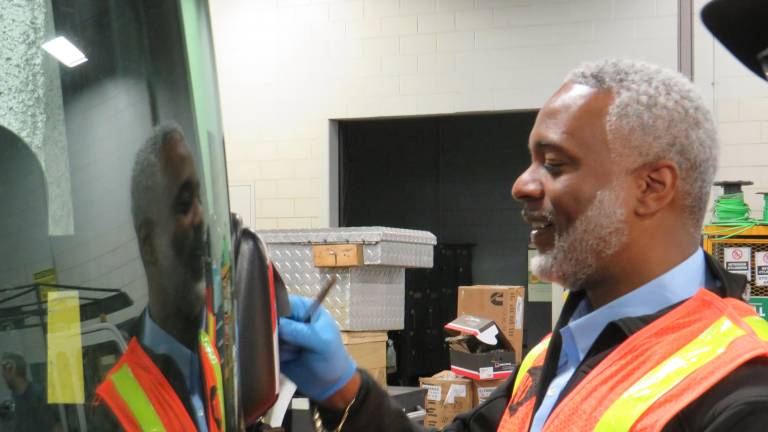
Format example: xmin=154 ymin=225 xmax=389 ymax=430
xmin=278 ymin=295 xmax=357 ymax=401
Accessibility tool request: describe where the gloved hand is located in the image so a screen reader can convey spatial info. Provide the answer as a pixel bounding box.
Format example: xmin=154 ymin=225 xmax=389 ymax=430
xmin=278 ymin=295 xmax=357 ymax=401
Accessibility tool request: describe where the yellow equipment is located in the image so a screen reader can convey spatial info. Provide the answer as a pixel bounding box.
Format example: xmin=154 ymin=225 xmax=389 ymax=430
xmin=703 ymin=225 xmax=768 ymax=319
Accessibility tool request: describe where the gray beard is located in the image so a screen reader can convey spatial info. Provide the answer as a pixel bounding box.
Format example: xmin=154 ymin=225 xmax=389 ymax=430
xmin=157 ymin=252 xmax=206 ymax=323
xmin=531 ymin=184 xmax=628 ymax=290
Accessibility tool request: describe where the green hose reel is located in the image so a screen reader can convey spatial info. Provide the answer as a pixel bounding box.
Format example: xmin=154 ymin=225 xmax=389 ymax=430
xmin=759 ymin=192 xmax=768 ymax=224
xmin=707 ymin=180 xmax=766 ymax=239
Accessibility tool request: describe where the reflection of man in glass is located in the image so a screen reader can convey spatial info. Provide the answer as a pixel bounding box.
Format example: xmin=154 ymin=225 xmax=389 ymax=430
xmin=132 ymin=124 xmax=207 ymax=351
xmin=94 ymin=125 xmax=224 ymax=431
xmin=1 ymin=352 xmax=60 ymax=432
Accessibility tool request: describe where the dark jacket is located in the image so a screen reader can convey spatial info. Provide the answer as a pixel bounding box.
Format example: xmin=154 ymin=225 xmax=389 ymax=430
xmin=320 ymin=254 xmax=768 ymax=431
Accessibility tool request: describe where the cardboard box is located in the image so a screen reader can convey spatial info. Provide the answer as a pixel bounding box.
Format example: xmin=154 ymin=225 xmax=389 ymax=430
xmin=457 ymin=285 xmax=525 ymax=362
xmin=472 ymin=378 xmax=504 ymax=406
xmin=342 ymin=331 xmax=387 ymax=389
xmin=419 ymin=371 xmax=473 ymax=429
xmin=444 ymin=315 xmax=516 ymax=381
xmin=448 ymin=350 xmax=516 ymax=381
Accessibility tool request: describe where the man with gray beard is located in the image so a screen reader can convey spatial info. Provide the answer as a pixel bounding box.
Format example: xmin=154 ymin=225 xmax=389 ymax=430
xmin=92 ymin=125 xmax=225 ymax=432
xmin=278 ymin=59 xmax=768 ymax=431
xmin=527 ymin=183 xmax=628 ymax=291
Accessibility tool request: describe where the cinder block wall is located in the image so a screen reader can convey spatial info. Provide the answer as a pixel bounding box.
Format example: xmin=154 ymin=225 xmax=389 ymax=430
xmin=693 ymin=0 xmax=768 ymax=219
xmin=210 ymin=0 xmax=678 ymax=229
xmin=0 ymin=79 xmax=152 ymax=368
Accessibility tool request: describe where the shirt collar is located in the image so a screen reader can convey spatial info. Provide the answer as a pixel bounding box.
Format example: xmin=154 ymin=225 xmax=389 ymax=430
xmin=561 ymin=248 xmax=714 ymax=364
xmin=141 ymin=310 xmax=200 ymax=389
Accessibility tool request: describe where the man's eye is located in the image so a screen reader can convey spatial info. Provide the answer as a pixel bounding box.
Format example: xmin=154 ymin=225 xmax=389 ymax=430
xmin=176 ymin=191 xmax=194 ymax=212
xmin=176 ymin=200 xmax=192 ymax=213
xmin=544 ymin=161 xmax=565 ymax=172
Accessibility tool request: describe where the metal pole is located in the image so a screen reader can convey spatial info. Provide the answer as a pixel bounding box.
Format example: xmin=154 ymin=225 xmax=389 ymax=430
xmin=678 ymin=0 xmax=694 ymax=79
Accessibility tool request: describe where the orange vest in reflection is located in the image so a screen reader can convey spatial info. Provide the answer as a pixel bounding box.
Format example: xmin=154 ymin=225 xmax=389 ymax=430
xmin=497 ymin=289 xmax=768 ymax=432
xmin=95 ymin=332 xmax=225 ymax=432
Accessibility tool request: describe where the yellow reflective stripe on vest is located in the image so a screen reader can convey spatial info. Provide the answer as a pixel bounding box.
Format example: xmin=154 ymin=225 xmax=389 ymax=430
xmin=207 ymin=311 xmax=216 ymax=342
xmin=594 ymin=317 xmax=746 ymax=432
xmin=200 ymin=331 xmax=226 ymax=427
xmin=513 ymin=336 xmax=550 ymax=394
xmin=744 ymin=316 xmax=768 ymax=341
xmin=110 ymin=364 xmax=166 ymax=432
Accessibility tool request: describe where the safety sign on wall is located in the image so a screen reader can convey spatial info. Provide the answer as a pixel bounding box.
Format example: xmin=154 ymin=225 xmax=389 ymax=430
xmin=755 ymin=251 xmax=768 ymax=287
xmin=749 ymin=297 xmax=768 ymax=320
xmin=724 ymin=247 xmax=751 ymax=281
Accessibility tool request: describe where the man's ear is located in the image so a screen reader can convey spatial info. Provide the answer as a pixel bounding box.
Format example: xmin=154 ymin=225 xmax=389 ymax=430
xmin=137 ymin=219 xmax=158 ymax=265
xmin=633 ymin=160 xmax=679 ymax=217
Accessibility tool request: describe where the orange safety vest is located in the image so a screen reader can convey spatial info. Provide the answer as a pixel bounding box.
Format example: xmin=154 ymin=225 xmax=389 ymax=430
xmin=95 ymin=332 xmax=226 ymax=432
xmin=497 ymin=288 xmax=768 ymax=432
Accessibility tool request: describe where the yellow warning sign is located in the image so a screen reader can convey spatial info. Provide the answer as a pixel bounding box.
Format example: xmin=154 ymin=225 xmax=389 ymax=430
xmin=47 ymin=290 xmax=84 ymax=403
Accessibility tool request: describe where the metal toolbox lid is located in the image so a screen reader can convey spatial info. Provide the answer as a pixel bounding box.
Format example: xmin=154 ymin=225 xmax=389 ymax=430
xmin=256 ymin=226 xmax=437 ymax=246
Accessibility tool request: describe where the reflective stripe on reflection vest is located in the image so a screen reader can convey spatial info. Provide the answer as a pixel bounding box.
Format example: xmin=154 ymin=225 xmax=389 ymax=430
xmin=110 ymin=364 xmax=166 ymax=431
xmin=96 ymin=338 xmax=197 ymax=431
xmin=513 ymin=335 xmax=551 ymax=395
xmin=96 ymin=332 xmax=226 ymax=432
xmin=594 ymin=316 xmax=746 ymax=431
xmin=744 ymin=315 xmax=768 ymax=341
xmin=200 ymin=331 xmax=226 ymax=431
xmin=543 ymin=289 xmax=768 ymax=432
xmin=497 ymin=335 xmax=550 ymax=432
xmin=497 ymin=289 xmax=768 ymax=432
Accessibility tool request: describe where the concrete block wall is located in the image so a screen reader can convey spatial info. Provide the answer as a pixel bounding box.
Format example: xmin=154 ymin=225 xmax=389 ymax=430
xmin=0 ymin=78 xmax=151 ymax=303
xmin=50 ymin=78 xmax=152 ymax=323
xmin=0 ymin=138 xmax=52 ymax=293
xmin=210 ymin=0 xmax=679 ymax=228
xmin=693 ymin=0 xmax=768 ymax=219
xmin=0 ymin=78 xmax=152 ymax=367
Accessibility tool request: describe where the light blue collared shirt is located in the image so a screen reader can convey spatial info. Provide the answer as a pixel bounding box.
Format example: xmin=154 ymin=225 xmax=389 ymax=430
xmin=530 ymin=248 xmax=716 ymax=432
xmin=142 ymin=311 xmax=208 ymax=432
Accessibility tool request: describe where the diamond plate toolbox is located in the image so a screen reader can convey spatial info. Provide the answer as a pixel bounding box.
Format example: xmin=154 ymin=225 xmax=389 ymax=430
xmin=258 ymin=227 xmax=436 ymax=330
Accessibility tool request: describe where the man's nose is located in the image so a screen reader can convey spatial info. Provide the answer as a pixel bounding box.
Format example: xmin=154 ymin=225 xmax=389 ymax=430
xmin=192 ymin=199 xmax=204 ymax=227
xmin=512 ymin=166 xmax=543 ymax=202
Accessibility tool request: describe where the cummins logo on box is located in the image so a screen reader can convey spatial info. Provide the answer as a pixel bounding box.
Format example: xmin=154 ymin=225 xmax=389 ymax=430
xmin=490 ymin=292 xmax=503 ymax=306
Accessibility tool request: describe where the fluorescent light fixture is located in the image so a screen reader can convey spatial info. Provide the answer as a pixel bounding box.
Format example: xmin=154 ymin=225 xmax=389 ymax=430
xmin=42 ymin=36 xmax=87 ymax=67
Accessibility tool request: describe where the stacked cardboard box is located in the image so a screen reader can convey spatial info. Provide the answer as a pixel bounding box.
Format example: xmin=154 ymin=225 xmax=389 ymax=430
xmin=416 ymin=285 xmax=524 ymax=427
xmin=457 ymin=285 xmax=525 ymax=363
xmin=473 ymin=378 xmax=504 ymax=406
xmin=341 ymin=331 xmax=387 ymax=389
xmin=419 ymin=370 xmax=505 ymax=428
xmin=444 ymin=315 xmax=516 ymax=381
xmin=448 ymin=285 xmax=523 ymax=413
xmin=419 ymin=371 xmax=473 ymax=429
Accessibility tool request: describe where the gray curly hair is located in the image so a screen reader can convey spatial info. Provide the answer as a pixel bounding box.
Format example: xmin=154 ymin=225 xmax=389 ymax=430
xmin=130 ymin=123 xmax=185 ymax=233
xmin=565 ymin=59 xmax=719 ymax=229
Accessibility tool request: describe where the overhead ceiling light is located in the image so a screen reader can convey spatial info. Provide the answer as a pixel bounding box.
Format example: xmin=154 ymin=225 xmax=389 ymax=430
xmin=42 ymin=36 xmax=87 ymax=67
